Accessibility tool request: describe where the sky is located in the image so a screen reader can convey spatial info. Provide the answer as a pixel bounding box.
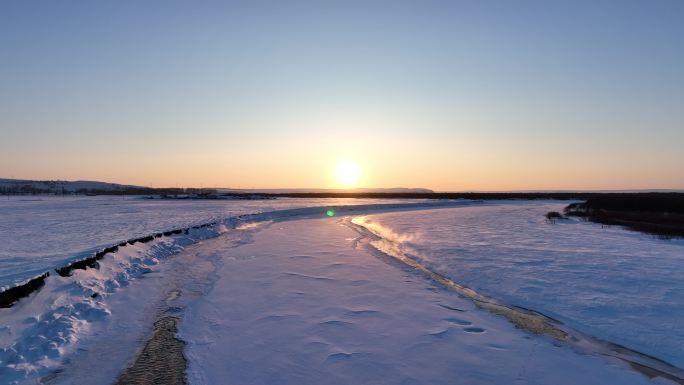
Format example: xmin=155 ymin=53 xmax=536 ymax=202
xmin=1 ymin=1 xmax=683 ymax=191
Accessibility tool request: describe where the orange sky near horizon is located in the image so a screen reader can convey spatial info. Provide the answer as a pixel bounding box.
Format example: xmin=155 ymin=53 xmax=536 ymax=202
xmin=3 ymin=142 xmax=681 ymax=192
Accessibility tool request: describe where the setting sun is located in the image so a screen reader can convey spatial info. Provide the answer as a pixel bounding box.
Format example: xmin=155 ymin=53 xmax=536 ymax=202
xmin=335 ymin=161 xmax=361 ymax=187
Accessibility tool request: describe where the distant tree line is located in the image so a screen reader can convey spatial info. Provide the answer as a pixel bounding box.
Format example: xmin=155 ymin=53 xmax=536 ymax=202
xmin=0 ymin=185 xmax=55 ymax=195
xmin=563 ymin=193 xmax=684 ymax=238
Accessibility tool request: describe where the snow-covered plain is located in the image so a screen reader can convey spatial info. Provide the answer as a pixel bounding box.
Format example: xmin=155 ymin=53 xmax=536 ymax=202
xmin=1 ymin=198 xmax=682 ymax=384
xmin=356 ymin=202 xmax=684 ymax=368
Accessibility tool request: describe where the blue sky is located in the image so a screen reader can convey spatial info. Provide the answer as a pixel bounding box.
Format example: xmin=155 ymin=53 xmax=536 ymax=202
xmin=1 ymin=1 xmax=682 ymax=190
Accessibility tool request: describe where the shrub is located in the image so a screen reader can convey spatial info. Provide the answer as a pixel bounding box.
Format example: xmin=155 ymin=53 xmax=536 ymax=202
xmin=545 ymin=211 xmax=564 ymax=223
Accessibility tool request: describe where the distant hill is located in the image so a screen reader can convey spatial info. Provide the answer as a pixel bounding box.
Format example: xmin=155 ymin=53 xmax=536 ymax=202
xmin=0 ymin=178 xmax=161 ymax=195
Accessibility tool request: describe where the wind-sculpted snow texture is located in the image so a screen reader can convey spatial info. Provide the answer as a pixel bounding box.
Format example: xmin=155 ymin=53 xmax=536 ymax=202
xmin=358 ymin=202 xmax=684 ymax=369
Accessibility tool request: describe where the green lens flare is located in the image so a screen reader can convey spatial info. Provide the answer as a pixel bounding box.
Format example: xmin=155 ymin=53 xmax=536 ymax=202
xmin=326 ymin=209 xmax=335 ymax=217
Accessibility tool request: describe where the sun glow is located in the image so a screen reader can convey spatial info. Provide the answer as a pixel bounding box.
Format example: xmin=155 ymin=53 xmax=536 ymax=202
xmin=335 ymin=160 xmax=361 ymax=187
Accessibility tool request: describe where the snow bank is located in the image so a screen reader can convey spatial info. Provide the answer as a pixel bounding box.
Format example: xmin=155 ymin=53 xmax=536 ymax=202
xmin=0 ymin=224 xmax=224 ymax=383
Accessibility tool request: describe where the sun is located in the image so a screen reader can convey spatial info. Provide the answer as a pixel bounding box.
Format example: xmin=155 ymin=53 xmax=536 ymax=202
xmin=335 ymin=160 xmax=361 ymax=187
